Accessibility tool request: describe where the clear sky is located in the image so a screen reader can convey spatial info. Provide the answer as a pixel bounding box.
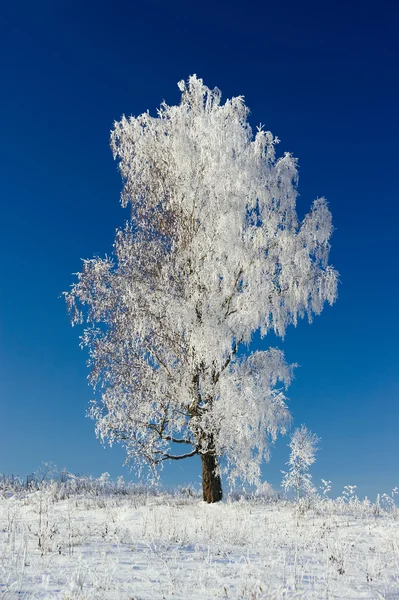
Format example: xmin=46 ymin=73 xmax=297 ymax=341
xmin=1 ymin=0 xmax=398 ymax=499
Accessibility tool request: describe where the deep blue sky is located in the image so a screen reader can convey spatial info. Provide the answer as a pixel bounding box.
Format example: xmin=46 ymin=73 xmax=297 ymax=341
xmin=1 ymin=0 xmax=398 ymax=498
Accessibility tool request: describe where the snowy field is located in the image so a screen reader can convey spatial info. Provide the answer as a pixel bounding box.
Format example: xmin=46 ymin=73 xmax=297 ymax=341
xmin=1 ymin=478 xmax=399 ymax=599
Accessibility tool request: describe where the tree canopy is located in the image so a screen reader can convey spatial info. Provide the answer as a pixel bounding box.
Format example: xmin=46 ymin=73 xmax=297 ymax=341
xmin=66 ymin=75 xmax=338 ymax=502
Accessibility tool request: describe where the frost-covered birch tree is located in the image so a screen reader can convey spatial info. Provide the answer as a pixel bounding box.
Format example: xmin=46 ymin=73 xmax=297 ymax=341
xmin=282 ymin=425 xmax=320 ymax=500
xmin=66 ymin=75 xmax=337 ymax=503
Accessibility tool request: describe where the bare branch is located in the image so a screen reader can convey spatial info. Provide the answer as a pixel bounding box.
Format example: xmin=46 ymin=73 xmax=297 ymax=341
xmin=155 ymin=448 xmax=198 ymax=462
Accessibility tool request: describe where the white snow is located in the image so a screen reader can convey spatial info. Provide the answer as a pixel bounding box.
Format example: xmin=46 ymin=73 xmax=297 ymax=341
xmin=1 ymin=483 xmax=398 ymax=599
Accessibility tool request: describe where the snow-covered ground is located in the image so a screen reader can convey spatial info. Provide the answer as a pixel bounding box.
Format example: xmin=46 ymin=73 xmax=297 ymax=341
xmin=1 ymin=481 xmax=398 ymax=599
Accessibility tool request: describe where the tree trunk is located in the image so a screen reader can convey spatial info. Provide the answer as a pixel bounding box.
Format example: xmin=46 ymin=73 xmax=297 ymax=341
xmin=201 ymin=453 xmax=223 ymax=503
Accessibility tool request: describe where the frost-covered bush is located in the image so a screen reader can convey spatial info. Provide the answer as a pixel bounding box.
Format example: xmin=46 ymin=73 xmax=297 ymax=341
xmin=281 ymin=425 xmax=319 ymax=500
